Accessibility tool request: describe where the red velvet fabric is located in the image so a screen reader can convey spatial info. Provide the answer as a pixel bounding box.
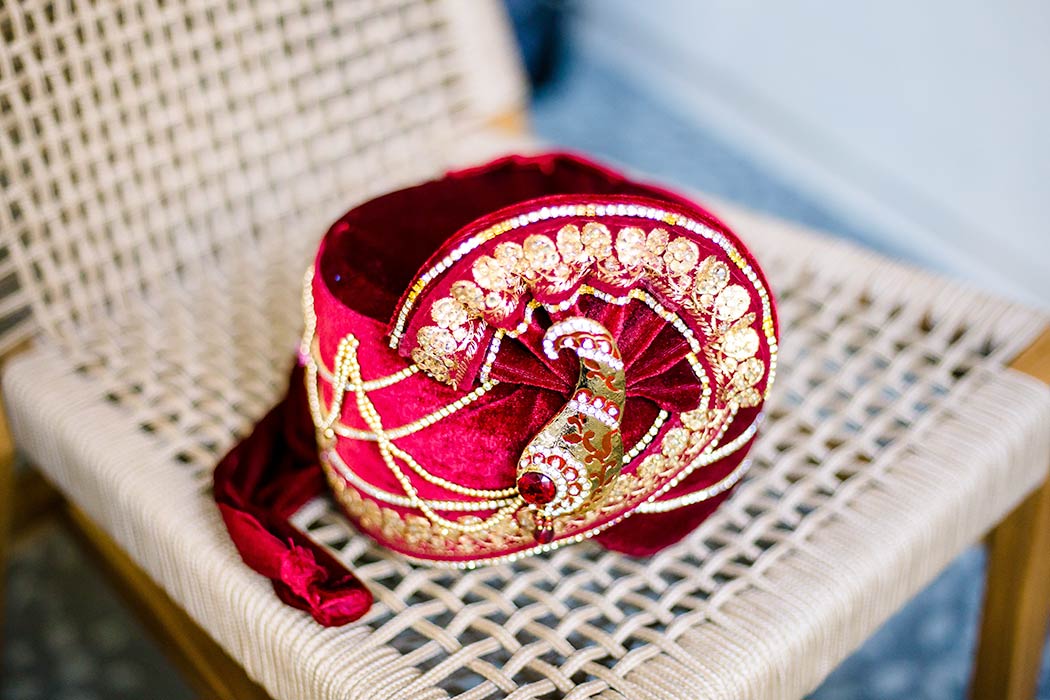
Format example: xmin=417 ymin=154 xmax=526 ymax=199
xmin=214 ymin=152 xmax=776 ymax=625
xmin=213 ymin=364 xmax=373 ymax=626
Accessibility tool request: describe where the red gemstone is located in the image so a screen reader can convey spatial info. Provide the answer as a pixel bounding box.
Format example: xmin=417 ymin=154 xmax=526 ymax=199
xmin=517 ymin=471 xmax=557 ymax=505
xmin=534 ymin=523 xmax=555 ymax=544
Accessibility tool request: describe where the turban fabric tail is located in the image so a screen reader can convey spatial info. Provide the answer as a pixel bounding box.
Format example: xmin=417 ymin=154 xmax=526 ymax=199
xmin=213 ymin=363 xmax=373 ymax=626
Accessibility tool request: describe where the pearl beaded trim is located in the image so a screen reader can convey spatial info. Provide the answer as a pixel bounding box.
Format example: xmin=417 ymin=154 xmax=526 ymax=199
xmin=389 ymin=201 xmax=778 ymax=399
xmin=638 ymin=459 xmax=754 ymax=514
xmin=636 ymin=412 xmax=762 ymax=513
xmin=395 ymin=453 xmax=756 ymax=570
xmin=476 ymin=284 xmax=710 ymax=408
xmin=543 ymin=317 xmax=624 ymax=370
xmin=624 ymin=410 xmax=669 ymax=464
xmin=299 ymin=191 xmax=778 ymax=555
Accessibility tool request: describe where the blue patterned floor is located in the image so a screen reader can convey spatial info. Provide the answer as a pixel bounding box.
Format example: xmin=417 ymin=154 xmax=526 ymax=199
xmin=529 ymin=45 xmax=1050 ymax=700
xmin=2 ymin=522 xmax=193 ymax=700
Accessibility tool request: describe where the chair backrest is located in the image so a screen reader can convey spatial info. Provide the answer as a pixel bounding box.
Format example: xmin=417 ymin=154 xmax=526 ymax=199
xmin=0 ymin=0 xmax=525 ymax=353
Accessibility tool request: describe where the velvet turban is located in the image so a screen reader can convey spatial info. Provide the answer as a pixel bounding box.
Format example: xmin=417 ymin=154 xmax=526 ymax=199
xmin=214 ymin=153 xmax=778 ymax=625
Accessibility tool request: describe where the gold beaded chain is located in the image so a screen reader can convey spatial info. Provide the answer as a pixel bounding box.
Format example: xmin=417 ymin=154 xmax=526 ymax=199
xmin=328 ymin=374 xmax=498 ymax=441
xmin=300 ymin=266 xmax=421 ymax=393
xmin=301 ymin=267 xmax=520 ymax=531
xmin=301 ymin=262 xmax=761 ymax=532
xmin=386 ymin=439 xmax=519 ymax=499
xmin=339 ymin=334 xmax=519 ymax=533
xmin=315 ymin=334 xmax=358 ymax=438
xmin=323 ymin=448 xmax=516 ymax=511
xmin=305 ymin=352 xmax=521 ymax=513
xmin=303 ymin=266 xmax=679 ymax=468
xmin=315 ymin=360 xmax=421 ymax=392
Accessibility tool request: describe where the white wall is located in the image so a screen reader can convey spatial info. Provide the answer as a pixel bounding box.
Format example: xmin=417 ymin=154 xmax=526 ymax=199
xmin=570 ymin=0 xmax=1050 ymax=307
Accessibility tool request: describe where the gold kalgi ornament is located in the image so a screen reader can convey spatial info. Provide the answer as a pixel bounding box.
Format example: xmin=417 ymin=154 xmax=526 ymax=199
xmin=516 ymin=318 xmax=627 ymax=543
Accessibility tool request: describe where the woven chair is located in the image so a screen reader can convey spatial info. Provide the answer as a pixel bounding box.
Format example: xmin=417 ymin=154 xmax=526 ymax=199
xmin=2 ymin=2 xmax=1049 ymax=699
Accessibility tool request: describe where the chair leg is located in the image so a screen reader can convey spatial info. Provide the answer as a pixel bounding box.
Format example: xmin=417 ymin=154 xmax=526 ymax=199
xmin=61 ymin=503 xmax=273 ymax=700
xmin=972 ymin=477 xmax=1050 ymax=699
xmin=972 ymin=328 xmax=1050 ymax=699
xmin=0 ymin=398 xmax=15 ymax=651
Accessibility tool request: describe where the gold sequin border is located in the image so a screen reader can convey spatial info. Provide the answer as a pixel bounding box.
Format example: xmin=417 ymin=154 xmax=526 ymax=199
xmin=389 ymin=201 xmax=778 ymax=397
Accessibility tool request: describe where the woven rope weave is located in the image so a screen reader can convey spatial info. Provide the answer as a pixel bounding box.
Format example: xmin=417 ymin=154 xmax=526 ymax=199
xmin=0 ymin=0 xmax=523 ymax=349
xmin=3 ymin=2 xmax=1050 ymax=698
xmin=5 ymin=199 xmax=1049 ymax=698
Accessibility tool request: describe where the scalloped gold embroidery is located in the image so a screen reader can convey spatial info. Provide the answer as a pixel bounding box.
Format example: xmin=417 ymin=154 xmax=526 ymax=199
xmin=412 ymin=223 xmax=766 ymax=410
xmin=319 ymin=401 xmax=736 ymax=560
